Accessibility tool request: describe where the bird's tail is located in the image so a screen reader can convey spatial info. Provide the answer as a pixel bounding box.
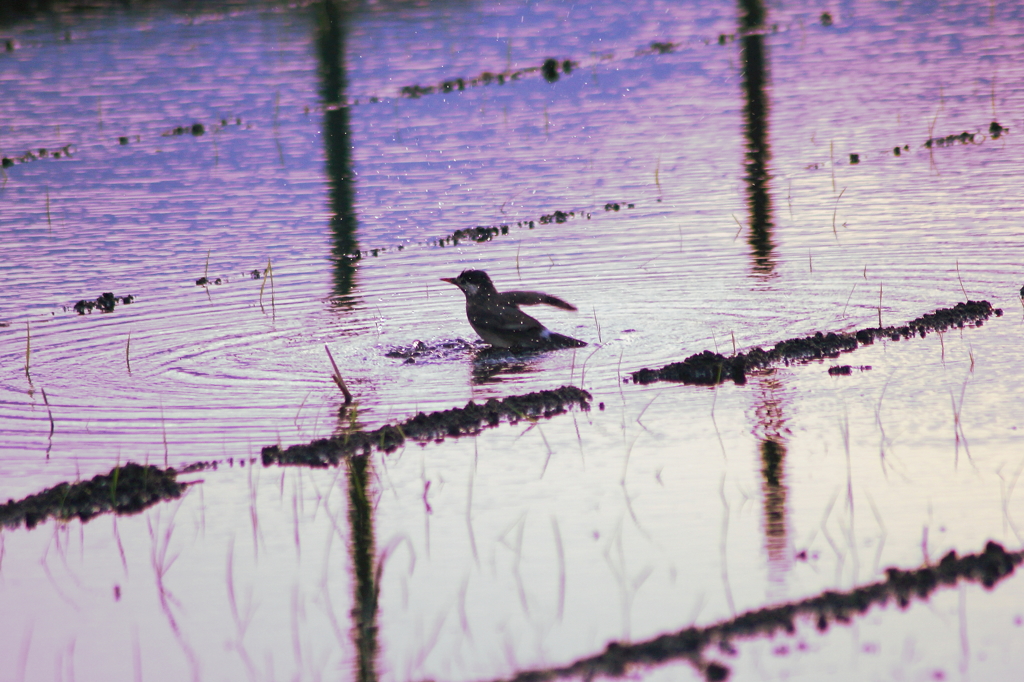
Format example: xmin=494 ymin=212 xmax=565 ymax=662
xmin=541 ymin=332 xmax=588 ymax=349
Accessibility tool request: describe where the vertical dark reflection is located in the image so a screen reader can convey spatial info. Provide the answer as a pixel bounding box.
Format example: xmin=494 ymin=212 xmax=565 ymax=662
xmin=316 ymin=0 xmax=360 ymax=303
xmin=346 ymin=452 xmax=379 ymax=682
xmin=753 ymin=373 xmax=791 ymax=594
xmin=738 ymin=0 xmax=776 ymax=276
xmin=0 ymin=0 xmax=51 ymax=26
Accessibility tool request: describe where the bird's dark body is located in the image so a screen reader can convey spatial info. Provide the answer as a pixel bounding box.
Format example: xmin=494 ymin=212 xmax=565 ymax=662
xmin=441 ymin=270 xmax=586 ymax=349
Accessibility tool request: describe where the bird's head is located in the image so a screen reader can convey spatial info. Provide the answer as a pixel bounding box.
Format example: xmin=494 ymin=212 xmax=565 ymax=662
xmin=440 ymin=269 xmax=496 ymax=297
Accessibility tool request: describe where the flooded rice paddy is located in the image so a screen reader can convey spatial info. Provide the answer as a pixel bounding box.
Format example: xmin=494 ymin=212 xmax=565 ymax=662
xmin=1 ymin=0 xmax=1024 ymax=680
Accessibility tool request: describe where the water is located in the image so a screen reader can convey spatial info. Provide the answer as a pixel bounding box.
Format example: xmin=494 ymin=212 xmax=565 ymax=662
xmin=1 ymin=0 xmax=1024 ymax=680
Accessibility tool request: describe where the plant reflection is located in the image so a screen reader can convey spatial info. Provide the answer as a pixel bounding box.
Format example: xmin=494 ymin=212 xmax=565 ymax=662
xmin=319 ymin=0 xmax=380 ymax=664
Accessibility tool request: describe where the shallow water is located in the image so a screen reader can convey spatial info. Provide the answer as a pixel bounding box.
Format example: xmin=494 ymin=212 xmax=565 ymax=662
xmin=2 ymin=0 xmax=1024 ymax=680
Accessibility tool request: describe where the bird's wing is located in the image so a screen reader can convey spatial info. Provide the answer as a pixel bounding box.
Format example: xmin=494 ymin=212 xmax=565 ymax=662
xmin=500 ymin=290 xmax=578 ymax=311
xmin=468 ymin=300 xmax=545 ymax=334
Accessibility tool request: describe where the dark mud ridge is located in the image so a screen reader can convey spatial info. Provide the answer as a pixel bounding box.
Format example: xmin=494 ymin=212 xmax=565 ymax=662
xmin=262 ymin=385 xmax=591 ymax=467
xmin=496 ymin=541 xmax=1022 ymax=682
xmin=631 ymin=300 xmax=1000 ymax=386
xmin=0 ymin=463 xmax=187 ymax=530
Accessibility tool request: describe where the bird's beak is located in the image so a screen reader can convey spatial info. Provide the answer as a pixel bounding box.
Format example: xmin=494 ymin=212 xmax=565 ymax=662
xmin=440 ymin=277 xmax=458 ymax=285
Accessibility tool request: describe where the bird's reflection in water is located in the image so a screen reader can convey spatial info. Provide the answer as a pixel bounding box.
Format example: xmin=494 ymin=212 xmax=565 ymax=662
xmin=470 ymin=347 xmax=545 ymax=385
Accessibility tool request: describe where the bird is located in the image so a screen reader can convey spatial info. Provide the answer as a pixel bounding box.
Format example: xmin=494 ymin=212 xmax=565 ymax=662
xmin=441 ymin=270 xmax=586 ymax=349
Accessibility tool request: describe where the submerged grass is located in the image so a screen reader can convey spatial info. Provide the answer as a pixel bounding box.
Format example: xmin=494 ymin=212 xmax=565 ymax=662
xmin=956 ymin=259 xmax=968 ymax=300
xmin=840 ymin=282 xmax=857 ymax=318
xmin=259 ymin=257 xmax=275 ymax=315
xmin=24 ymin=321 xmax=31 ymax=382
xmin=41 ymin=386 xmax=54 ymax=440
xmin=878 ymin=283 xmax=883 ymax=327
xmin=831 ymin=187 xmax=845 ymax=238
xmin=951 ymin=372 xmax=973 ymax=469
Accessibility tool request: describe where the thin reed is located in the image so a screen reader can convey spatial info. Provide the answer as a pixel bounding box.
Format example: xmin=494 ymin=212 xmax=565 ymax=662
xmin=24 ymin=321 xmax=31 ymax=381
xmin=325 ymin=345 xmax=354 ymax=404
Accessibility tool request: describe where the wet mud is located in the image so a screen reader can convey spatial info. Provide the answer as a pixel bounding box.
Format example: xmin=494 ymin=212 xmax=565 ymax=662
xmin=0 ymin=463 xmax=187 ymax=530
xmin=306 ymin=27 xmax=786 ymax=108
xmin=924 ymin=122 xmax=1008 ymax=148
xmin=115 ymin=116 xmax=244 ymax=148
xmin=67 ymin=292 xmax=135 ymax=314
xmin=193 ymin=267 xmax=267 ymax=287
xmin=336 ymin=201 xmax=634 ymax=263
xmin=796 ymin=118 xmax=1006 ymax=171
xmin=2 ymin=119 xmax=245 ymax=170
xmin=630 ymin=301 xmax=1000 ymax=387
xmin=494 ymin=541 xmax=1022 ymax=682
xmin=161 ymin=117 xmax=245 ymax=139
xmin=637 ymin=41 xmax=678 ymax=56
xmin=0 ymin=143 xmax=73 ymax=168
xmin=826 ymin=364 xmax=871 ymax=376
xmin=261 ymin=385 xmax=591 ymax=467
xmin=848 ymin=119 xmax=1007 ymax=166
xmin=163 ymin=122 xmax=205 ymax=137
xmin=399 ymin=58 xmax=576 ymax=99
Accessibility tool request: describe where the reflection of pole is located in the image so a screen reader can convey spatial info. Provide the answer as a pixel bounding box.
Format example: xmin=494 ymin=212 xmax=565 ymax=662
xmin=320 ymin=4 xmax=376 ymax=671
xmin=760 ymin=439 xmax=788 ymax=576
xmin=346 ymin=453 xmax=379 ymax=682
xmin=0 ymin=1 xmax=52 ymax=26
xmin=738 ymin=0 xmax=775 ymax=276
xmin=752 ymin=374 xmax=790 ymax=595
xmin=316 ymin=0 xmax=359 ymax=300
